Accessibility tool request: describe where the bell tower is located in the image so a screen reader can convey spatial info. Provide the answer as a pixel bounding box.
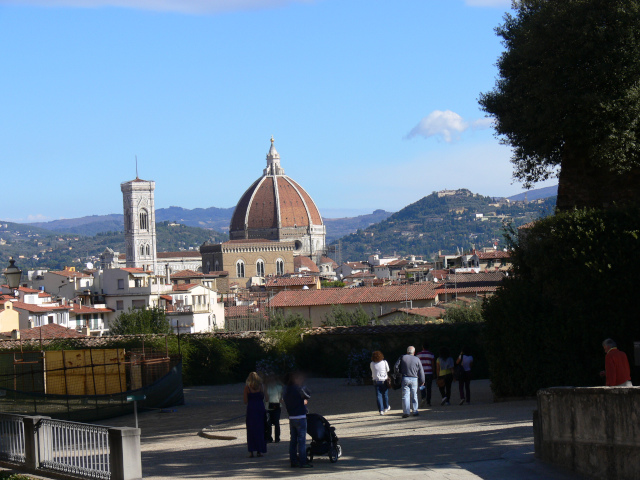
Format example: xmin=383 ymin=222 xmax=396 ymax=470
xmin=121 ymin=177 xmax=157 ymax=272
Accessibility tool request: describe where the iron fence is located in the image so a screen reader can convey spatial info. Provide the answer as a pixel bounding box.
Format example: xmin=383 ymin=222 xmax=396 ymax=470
xmin=0 ymin=413 xmax=25 ymax=464
xmin=39 ymin=417 xmax=110 ymax=480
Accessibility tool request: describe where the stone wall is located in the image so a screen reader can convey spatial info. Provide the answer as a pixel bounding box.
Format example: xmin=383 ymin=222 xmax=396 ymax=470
xmin=534 ymin=386 xmax=640 ymax=479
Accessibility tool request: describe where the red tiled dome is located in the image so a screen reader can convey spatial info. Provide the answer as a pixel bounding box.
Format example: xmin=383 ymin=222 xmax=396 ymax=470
xmin=230 ymin=139 xmax=324 ymax=250
xmin=230 ymin=175 xmax=323 ymax=232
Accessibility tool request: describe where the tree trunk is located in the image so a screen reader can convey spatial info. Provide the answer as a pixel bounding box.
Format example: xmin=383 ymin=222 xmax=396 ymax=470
xmin=557 ymin=150 xmax=640 ymax=211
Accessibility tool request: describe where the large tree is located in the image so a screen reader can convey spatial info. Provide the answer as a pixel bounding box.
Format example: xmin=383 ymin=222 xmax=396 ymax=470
xmin=109 ymin=307 xmax=172 ymax=335
xmin=479 ymin=0 xmax=640 ymax=210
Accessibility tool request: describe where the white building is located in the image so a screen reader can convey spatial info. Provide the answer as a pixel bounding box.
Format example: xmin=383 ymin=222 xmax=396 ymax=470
xmin=164 ymin=283 xmax=225 ymax=333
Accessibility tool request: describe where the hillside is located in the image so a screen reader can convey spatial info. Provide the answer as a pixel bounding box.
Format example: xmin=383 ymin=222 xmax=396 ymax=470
xmin=324 ymin=209 xmax=394 ymax=243
xmin=29 ymin=206 xmax=236 ymax=236
xmin=27 ymin=206 xmax=395 ymax=242
xmin=506 ymin=185 xmax=558 ymax=202
xmin=333 ymin=189 xmax=556 ymax=261
xmin=0 ymin=221 xmax=227 ymax=272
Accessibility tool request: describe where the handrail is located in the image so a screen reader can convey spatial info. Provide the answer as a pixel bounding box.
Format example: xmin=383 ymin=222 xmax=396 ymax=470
xmin=0 ymin=413 xmax=26 ymax=464
xmin=39 ymin=418 xmax=110 ymax=480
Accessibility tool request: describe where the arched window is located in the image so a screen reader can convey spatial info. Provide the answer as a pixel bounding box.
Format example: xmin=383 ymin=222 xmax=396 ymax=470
xmin=139 ymin=209 xmax=149 ymax=231
xmin=140 ymin=245 xmax=145 ymax=256
xmin=214 ymin=260 xmax=220 ymax=271
xmin=145 ymin=245 xmax=150 ymax=255
xmin=256 ymin=259 xmax=265 ymax=277
xmin=276 ymin=258 xmax=284 ymax=276
xmin=236 ymin=260 xmax=245 ymax=278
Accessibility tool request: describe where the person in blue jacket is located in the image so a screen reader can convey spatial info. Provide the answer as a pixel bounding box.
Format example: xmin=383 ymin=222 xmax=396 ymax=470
xmin=283 ymin=372 xmax=313 ymax=468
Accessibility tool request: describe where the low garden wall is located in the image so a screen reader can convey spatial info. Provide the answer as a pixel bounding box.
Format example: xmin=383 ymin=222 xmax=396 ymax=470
xmin=534 ymin=386 xmax=640 ymax=479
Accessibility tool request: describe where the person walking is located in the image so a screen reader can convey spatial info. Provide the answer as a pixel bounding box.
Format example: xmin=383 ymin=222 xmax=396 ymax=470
xmin=264 ymin=374 xmax=283 ymax=443
xmin=600 ymin=338 xmax=632 ymax=387
xmin=394 ymin=346 xmax=425 ymax=418
xmin=283 ymin=372 xmax=313 ymax=468
xmin=244 ymin=372 xmax=267 ymax=458
xmin=417 ymin=342 xmax=435 ymax=407
xmin=456 ymin=346 xmax=473 ymax=405
xmin=370 ymin=350 xmax=391 ymax=415
xmin=436 ymin=347 xmax=454 ymax=406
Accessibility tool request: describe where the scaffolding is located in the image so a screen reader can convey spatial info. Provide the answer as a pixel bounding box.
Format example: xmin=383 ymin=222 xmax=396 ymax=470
xmin=0 ymin=347 xmax=183 ymax=422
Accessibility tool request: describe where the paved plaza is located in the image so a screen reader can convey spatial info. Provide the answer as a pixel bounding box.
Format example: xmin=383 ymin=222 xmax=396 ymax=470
xmin=101 ymin=378 xmax=585 ymax=479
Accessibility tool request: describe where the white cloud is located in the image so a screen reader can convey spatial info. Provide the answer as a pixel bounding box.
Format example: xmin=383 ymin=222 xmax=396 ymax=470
xmin=464 ymin=0 xmax=510 ymax=7
xmin=472 ymin=117 xmax=494 ymax=130
xmin=406 ymin=110 xmax=492 ymax=143
xmin=0 ymin=0 xmax=317 ymax=14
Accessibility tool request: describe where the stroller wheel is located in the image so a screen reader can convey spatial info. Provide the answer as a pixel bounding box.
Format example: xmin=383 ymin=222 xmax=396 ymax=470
xmin=329 ymin=445 xmax=339 ymax=463
xmin=336 ymin=444 xmax=342 ymax=458
xmin=306 ymin=446 xmax=314 ymax=463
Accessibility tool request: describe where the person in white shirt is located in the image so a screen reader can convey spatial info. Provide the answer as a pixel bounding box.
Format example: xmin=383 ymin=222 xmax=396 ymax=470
xmin=370 ymin=350 xmax=391 ymax=415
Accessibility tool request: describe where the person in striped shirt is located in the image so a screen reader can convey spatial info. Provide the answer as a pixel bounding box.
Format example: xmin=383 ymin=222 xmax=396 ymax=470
xmin=417 ymin=343 xmax=435 ymax=407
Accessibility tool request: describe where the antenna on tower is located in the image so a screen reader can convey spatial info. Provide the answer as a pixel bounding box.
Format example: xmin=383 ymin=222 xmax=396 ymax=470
xmin=135 ymin=155 xmax=139 ymax=179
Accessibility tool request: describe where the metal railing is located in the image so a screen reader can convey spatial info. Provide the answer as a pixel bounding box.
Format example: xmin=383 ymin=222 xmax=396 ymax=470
xmin=0 ymin=413 xmax=25 ymax=464
xmin=39 ymin=418 xmax=110 ymax=480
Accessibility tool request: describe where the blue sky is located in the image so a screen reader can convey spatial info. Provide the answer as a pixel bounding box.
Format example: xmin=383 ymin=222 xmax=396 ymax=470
xmin=0 ymin=0 xmax=557 ymax=222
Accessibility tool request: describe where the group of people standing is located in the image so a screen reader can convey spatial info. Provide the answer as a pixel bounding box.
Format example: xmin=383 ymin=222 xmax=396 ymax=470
xmin=369 ymin=343 xmax=473 ymax=417
xmin=243 ymin=371 xmax=313 ymax=468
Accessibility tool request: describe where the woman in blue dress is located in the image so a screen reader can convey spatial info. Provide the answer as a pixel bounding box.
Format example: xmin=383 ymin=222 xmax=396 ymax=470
xmin=244 ymin=372 xmax=267 ymax=457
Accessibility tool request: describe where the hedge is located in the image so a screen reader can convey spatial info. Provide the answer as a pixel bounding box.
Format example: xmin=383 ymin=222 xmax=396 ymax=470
xmin=483 ymin=206 xmax=640 ymax=397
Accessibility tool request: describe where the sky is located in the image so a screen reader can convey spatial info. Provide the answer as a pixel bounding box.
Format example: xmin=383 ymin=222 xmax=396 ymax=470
xmin=0 ymin=0 xmax=558 ymax=222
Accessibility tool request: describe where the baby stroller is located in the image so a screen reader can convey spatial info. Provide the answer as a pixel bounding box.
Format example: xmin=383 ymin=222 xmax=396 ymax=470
xmin=305 ymin=413 xmax=342 ymax=463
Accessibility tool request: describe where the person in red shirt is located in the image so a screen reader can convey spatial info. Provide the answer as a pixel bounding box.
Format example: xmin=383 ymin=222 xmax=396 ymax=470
xmin=600 ymin=338 xmax=632 ymax=387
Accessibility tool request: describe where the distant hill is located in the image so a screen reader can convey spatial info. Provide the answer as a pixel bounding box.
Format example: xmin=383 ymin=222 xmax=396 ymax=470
xmin=26 ymin=206 xmax=395 ymax=242
xmin=332 ymin=189 xmax=556 ymax=262
xmin=29 ymin=214 xmax=125 ymax=236
xmin=28 ymin=206 xmax=236 ymax=236
xmin=324 ymin=209 xmax=394 ymax=243
xmin=506 ymin=185 xmax=558 ymax=202
xmin=0 ymin=220 xmax=227 ymax=272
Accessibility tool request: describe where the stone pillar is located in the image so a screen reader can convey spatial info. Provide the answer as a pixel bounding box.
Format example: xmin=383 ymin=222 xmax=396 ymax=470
xmin=22 ymin=416 xmax=50 ymax=470
xmin=108 ymin=427 xmax=142 ymax=480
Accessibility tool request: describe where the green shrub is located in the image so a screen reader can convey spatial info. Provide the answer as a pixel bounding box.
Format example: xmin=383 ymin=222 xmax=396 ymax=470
xmin=443 ymin=301 xmax=484 ymax=324
xmin=323 ymin=304 xmax=372 ymax=326
xmin=483 ymin=207 xmax=640 ymax=397
xmin=109 ymin=307 xmax=172 ymax=335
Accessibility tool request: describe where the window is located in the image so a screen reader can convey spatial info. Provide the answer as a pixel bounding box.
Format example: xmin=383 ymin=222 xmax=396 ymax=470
xmin=134 ymin=278 xmax=142 ymax=288
xmin=132 ymin=299 xmax=146 ymax=309
xmin=146 ymin=245 xmax=150 ymax=255
xmin=48 ymin=315 xmax=54 ymax=324
xmin=117 ymin=279 xmax=124 ymax=290
xmin=214 ymin=260 xmax=220 ymax=271
xmin=256 ymin=259 xmax=265 ymax=277
xmin=236 ymin=260 xmax=245 ymax=278
xmin=116 ymin=300 xmax=124 ymax=310
xmin=139 ymin=209 xmax=149 ymax=231
xmin=276 ymin=259 xmax=284 ymax=276
xmin=140 ymin=245 xmax=145 ymax=256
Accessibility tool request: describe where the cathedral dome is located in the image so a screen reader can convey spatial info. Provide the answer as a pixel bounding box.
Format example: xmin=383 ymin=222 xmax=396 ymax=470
xmin=229 ymin=138 xmax=326 ymax=256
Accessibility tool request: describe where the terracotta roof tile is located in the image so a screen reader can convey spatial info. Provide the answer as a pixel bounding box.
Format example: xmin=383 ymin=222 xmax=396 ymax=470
xmin=171 ymin=269 xmax=203 ymax=278
xmin=70 ymin=304 xmax=113 ymax=314
xmin=474 ymin=250 xmax=511 ymax=260
xmin=266 ymin=276 xmax=318 ymax=288
xmin=270 ymin=284 xmax=437 ymax=308
xmin=12 ymin=301 xmax=71 ymax=313
xmin=0 ymin=323 xmax=85 ymax=340
xmin=294 ymin=256 xmax=319 ymax=273
xmin=50 ymin=269 xmax=91 ymax=279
